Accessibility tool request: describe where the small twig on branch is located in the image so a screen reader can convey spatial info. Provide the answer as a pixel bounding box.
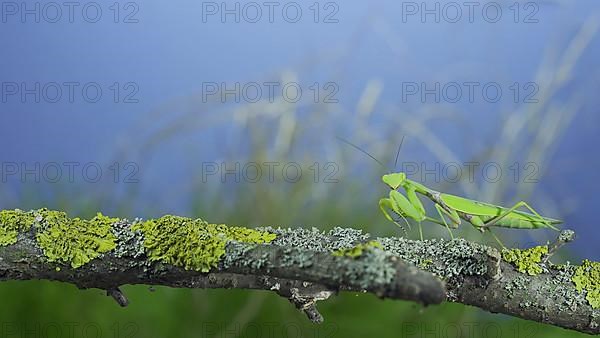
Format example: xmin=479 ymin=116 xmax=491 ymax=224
xmin=107 ymin=287 xmax=129 ymax=307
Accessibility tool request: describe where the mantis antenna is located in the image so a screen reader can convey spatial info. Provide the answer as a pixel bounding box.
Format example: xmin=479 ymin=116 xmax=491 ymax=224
xmin=335 ymin=135 xmax=412 ymax=234
xmin=336 ymin=135 xmax=406 ymax=171
xmin=394 ymin=135 xmax=405 ymax=169
xmin=335 ymin=136 xmax=386 ymax=168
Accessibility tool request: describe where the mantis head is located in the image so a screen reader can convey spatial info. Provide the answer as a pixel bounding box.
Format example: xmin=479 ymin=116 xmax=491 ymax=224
xmin=382 ymin=173 xmax=406 ymax=190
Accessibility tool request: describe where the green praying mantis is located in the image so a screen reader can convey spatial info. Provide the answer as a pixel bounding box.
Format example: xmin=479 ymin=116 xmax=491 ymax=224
xmin=338 ymin=137 xmax=561 ymax=245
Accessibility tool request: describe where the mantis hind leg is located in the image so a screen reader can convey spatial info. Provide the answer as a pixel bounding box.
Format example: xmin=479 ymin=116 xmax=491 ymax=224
xmin=482 ymin=201 xmax=558 ymax=231
xmin=486 ymin=228 xmax=507 ymax=249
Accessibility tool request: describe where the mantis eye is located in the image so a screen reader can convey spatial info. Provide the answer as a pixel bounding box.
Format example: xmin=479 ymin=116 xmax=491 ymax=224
xmin=382 ymin=173 xmax=406 ymax=189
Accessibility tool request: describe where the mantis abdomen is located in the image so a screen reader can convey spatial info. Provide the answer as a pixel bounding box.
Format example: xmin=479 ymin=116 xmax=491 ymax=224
xmin=472 ymin=214 xmax=561 ymax=229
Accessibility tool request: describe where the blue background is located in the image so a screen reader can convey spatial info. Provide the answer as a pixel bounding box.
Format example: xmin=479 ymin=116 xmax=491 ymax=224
xmin=1 ymin=1 xmax=600 ymax=337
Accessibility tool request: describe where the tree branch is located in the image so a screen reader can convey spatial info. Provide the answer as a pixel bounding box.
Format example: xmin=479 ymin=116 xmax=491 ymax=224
xmin=0 ymin=210 xmax=598 ymax=335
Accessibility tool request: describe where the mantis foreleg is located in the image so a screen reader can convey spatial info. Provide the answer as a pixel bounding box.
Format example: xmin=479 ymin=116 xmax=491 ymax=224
xmin=381 ymin=190 xmax=427 ymax=239
xmin=379 ymin=198 xmax=410 ymax=235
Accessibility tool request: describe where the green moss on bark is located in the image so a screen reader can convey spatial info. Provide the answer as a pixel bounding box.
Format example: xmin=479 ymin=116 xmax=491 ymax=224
xmin=133 ymin=215 xmax=276 ymax=272
xmin=572 ymin=260 xmax=600 ymax=309
xmin=0 ymin=209 xmax=35 ymax=246
xmin=34 ymin=209 xmax=118 ymax=268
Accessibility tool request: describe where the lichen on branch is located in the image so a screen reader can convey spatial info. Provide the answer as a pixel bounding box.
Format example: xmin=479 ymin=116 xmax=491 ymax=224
xmin=0 ymin=209 xmax=35 ymax=246
xmin=502 ymin=245 xmax=548 ymax=276
xmin=34 ymin=209 xmax=118 ymax=269
xmin=572 ymin=260 xmax=600 ymax=309
xmin=332 ymin=240 xmax=383 ymax=258
xmin=132 ymin=215 xmax=276 ymax=272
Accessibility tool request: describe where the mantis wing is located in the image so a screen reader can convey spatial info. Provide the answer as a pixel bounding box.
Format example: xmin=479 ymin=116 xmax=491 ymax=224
xmin=440 ymin=193 xmax=561 ymax=224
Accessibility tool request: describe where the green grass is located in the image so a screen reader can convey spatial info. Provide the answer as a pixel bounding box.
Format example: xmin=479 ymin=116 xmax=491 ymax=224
xmin=0 ymin=280 xmax=585 ymax=338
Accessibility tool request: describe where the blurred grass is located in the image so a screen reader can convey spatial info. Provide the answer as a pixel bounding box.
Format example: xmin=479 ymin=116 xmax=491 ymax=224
xmin=0 ymin=281 xmax=584 ymax=337
xmin=1 ymin=14 xmax=598 ymax=338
